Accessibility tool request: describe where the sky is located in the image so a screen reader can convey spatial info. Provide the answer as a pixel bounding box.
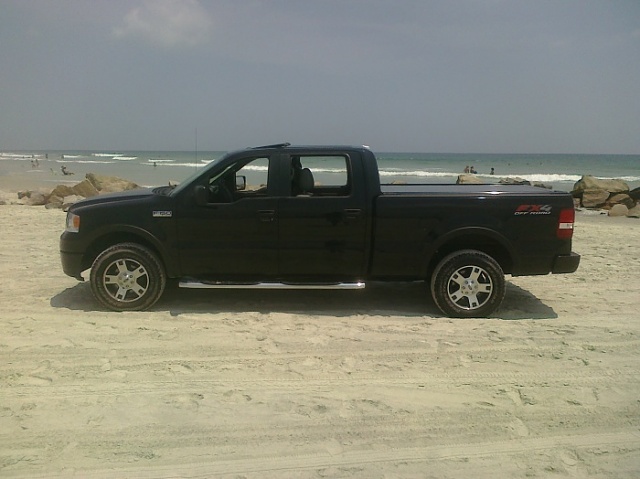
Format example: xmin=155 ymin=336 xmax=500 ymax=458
xmin=1 ymin=0 xmax=639 ymax=154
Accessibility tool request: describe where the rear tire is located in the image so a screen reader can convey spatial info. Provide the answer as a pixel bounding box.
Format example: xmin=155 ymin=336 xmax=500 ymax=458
xmin=430 ymin=249 xmax=505 ymax=318
xmin=90 ymin=243 xmax=166 ymax=311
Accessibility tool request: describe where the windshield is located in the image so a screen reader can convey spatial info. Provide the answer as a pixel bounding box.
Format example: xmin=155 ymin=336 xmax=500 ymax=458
xmin=169 ymin=157 xmax=221 ymax=196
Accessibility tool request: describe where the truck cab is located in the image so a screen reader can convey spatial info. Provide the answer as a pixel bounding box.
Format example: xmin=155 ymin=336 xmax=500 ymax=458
xmin=170 ymin=145 xmax=376 ymax=282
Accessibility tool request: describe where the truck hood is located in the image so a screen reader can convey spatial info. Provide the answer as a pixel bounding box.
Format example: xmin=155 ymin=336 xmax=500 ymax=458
xmin=71 ymin=188 xmax=155 ymax=208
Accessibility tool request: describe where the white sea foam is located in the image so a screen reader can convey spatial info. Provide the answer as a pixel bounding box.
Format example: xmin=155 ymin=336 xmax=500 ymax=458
xmin=378 ymin=169 xmax=592 ymax=184
xmin=92 ymin=153 xmax=121 ymax=157
xmin=379 ymin=169 xmax=458 ymax=178
xmin=1 ymin=152 xmax=30 ymax=159
xmin=503 ymin=173 xmax=582 ymax=183
xmin=113 ymin=156 xmax=138 ymax=161
xmin=146 ymin=161 xmax=214 ymax=168
xmin=311 ymin=167 xmax=348 ymax=174
xmin=242 ymin=165 xmax=269 ymax=172
xmin=55 ymin=159 xmax=116 ymax=164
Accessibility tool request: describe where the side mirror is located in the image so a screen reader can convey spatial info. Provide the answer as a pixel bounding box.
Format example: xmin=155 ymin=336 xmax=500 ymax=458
xmin=236 ymin=175 xmax=247 ymax=191
xmin=194 ymin=185 xmax=208 ymax=206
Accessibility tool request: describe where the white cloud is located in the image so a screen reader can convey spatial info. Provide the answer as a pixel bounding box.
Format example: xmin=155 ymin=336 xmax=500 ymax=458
xmin=113 ymin=0 xmax=213 ymax=48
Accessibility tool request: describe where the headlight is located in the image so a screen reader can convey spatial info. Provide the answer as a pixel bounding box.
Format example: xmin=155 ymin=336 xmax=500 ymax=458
xmin=65 ymin=212 xmax=80 ymax=233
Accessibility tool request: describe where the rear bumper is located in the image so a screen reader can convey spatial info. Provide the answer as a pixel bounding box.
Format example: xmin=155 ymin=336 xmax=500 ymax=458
xmin=552 ymin=252 xmax=581 ymax=274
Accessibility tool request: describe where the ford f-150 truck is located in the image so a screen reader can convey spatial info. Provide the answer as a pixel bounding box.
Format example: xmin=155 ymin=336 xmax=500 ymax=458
xmin=60 ymin=143 xmax=580 ymax=317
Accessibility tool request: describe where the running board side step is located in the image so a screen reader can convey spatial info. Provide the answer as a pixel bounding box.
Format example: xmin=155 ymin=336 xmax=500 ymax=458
xmin=179 ymin=280 xmax=365 ymax=290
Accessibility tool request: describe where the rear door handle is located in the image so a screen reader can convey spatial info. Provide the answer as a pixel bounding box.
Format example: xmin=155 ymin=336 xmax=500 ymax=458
xmin=344 ymin=209 xmax=362 ymax=220
xmin=258 ymin=210 xmax=276 ymax=222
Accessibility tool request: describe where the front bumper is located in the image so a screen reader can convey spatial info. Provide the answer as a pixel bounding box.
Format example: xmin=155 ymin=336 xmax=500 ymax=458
xmin=60 ymin=250 xmax=85 ymax=280
xmin=60 ymin=231 xmax=86 ymax=280
xmin=552 ymin=252 xmax=581 ymax=274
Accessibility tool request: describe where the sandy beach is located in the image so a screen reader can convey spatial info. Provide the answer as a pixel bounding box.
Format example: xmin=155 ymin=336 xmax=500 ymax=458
xmin=1 ymin=195 xmax=639 ymax=478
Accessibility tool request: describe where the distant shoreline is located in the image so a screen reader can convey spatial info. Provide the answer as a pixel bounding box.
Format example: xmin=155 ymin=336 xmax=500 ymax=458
xmin=2 ymin=149 xmax=639 ymax=195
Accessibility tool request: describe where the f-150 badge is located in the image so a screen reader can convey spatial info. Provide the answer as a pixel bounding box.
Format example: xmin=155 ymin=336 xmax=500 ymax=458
xmin=152 ymin=211 xmax=173 ymax=218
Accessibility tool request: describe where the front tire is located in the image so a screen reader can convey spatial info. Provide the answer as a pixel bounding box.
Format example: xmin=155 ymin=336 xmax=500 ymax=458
xmin=430 ymin=250 xmax=505 ymax=318
xmin=90 ymin=243 xmax=166 ymax=311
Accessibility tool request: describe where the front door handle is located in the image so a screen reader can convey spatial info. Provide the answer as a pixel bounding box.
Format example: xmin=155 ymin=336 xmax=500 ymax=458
xmin=258 ymin=210 xmax=276 ymax=222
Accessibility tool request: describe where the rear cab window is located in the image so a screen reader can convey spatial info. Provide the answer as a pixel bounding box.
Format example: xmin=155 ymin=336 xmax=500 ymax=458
xmin=289 ymin=155 xmax=351 ymax=197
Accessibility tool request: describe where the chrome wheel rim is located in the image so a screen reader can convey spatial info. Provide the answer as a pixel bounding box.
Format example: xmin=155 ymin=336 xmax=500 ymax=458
xmin=446 ymin=265 xmax=493 ymax=310
xmin=102 ymin=258 xmax=149 ymax=303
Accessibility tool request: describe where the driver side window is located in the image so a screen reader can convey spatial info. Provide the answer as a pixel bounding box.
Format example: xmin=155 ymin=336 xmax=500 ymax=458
xmin=236 ymin=157 xmax=269 ymax=196
xmin=207 ymin=157 xmax=270 ymax=203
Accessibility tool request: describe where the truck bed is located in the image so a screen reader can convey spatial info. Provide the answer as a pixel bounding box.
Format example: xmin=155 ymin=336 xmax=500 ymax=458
xmin=380 ymin=183 xmax=569 ymax=197
xmin=371 ymin=183 xmax=575 ymax=279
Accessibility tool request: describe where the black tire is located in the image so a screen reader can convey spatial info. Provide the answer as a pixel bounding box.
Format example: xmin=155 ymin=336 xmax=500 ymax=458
xmin=90 ymin=243 xmax=166 ymax=311
xmin=430 ymin=249 xmax=505 ymax=318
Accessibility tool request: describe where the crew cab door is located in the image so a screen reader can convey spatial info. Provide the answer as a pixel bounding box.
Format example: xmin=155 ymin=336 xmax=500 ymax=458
xmin=277 ymin=153 xmax=368 ymax=279
xmin=174 ymin=155 xmax=279 ymax=278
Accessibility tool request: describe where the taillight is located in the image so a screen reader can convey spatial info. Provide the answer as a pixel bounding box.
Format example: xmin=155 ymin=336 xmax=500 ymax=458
xmin=557 ymin=208 xmax=575 ymax=239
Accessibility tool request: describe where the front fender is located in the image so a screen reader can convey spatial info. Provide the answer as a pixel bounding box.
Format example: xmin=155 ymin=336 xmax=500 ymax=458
xmin=81 ymin=224 xmax=178 ymax=278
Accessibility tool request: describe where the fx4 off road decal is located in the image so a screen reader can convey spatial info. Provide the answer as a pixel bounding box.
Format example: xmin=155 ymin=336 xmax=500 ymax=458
xmin=514 ymin=204 xmax=552 ymax=215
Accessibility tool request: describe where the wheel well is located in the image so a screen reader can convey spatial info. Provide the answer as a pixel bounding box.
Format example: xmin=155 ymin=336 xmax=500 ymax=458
xmin=81 ymin=233 xmax=162 ymax=273
xmin=427 ymin=234 xmax=513 ymax=277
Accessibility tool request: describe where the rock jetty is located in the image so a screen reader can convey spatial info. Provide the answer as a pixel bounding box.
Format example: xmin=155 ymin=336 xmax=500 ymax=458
xmin=456 ymin=173 xmax=638 ymax=218
xmin=571 ymin=175 xmax=639 ymax=218
xmin=16 ymin=173 xmax=140 ymax=210
xmin=457 ymin=175 xmax=551 ymax=189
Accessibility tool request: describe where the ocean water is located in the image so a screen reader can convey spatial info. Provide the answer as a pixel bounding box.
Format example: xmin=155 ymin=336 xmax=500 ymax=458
xmin=1 ymin=149 xmax=638 ymax=192
xmin=375 ymin=152 xmax=640 ymax=191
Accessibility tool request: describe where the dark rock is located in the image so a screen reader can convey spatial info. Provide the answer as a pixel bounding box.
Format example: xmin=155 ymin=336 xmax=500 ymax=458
xmin=72 ymin=179 xmax=100 ymax=198
xmin=45 ymin=201 xmax=62 ymax=209
xmin=499 ymin=177 xmax=531 ymax=186
xmin=456 ymin=174 xmax=484 ymax=184
xmin=86 ymin=173 xmax=139 ymax=193
xmin=627 ymin=205 xmax=640 ymax=218
xmin=606 ymin=193 xmax=635 ymax=209
xmin=49 ymin=184 xmax=75 ymax=199
xmin=572 ymin=175 xmax=628 ymax=195
xmin=25 ymin=192 xmax=47 ymax=206
xmin=581 ymin=189 xmax=610 ymax=208
xmin=608 ymin=204 xmax=629 ymax=217
xmin=62 ymin=195 xmax=84 ymax=211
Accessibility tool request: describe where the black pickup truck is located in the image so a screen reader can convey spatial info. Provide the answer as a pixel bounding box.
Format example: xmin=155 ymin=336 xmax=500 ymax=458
xmin=60 ymin=143 xmax=580 ymax=317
